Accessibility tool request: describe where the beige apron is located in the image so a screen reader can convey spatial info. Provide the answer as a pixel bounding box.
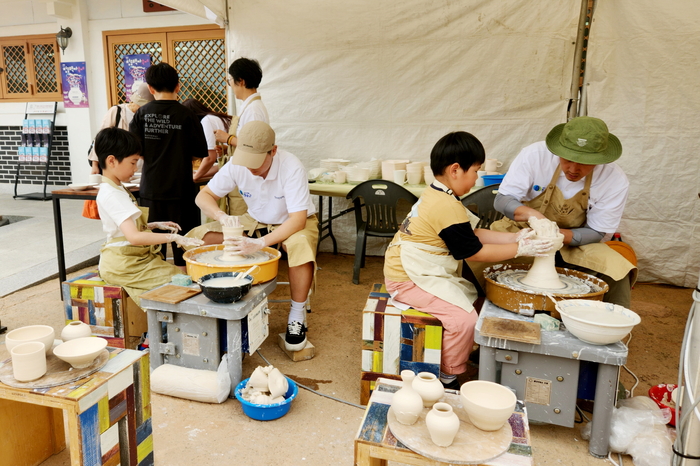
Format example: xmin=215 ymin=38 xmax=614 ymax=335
xmin=217 ymin=96 xmax=262 ymax=217
xmin=98 ymin=181 xmax=180 ymax=306
xmin=390 ymin=240 xmax=478 ymax=313
xmin=490 ymin=166 xmax=637 ymax=284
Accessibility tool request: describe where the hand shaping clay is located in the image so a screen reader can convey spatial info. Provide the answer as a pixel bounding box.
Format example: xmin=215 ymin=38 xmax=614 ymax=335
xmin=520 ymin=218 xmax=565 ymax=289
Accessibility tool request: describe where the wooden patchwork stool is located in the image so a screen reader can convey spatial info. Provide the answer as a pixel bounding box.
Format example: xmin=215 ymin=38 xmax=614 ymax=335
xmin=62 ymin=272 xmax=148 ymax=349
xmin=0 ymin=348 xmax=152 ymax=466
xmin=361 ymin=283 xmax=443 ymax=405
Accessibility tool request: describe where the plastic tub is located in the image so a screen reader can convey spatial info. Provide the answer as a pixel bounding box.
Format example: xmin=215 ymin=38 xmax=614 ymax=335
xmin=555 ymin=299 xmax=641 ymax=345
xmin=183 ymin=245 xmax=281 ymax=283
xmin=648 ymin=384 xmax=677 ymax=426
xmin=234 ymin=377 xmax=298 ymax=421
xmin=481 ymin=174 xmax=505 ymax=185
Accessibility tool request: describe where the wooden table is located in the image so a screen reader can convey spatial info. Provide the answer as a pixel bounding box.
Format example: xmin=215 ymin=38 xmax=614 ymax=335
xmin=0 ymin=347 xmax=151 ymax=466
xmin=355 ymin=378 xmax=533 ymax=466
xmin=51 ymin=185 xmax=139 ymax=298
xmin=309 ymin=181 xmax=427 ymax=254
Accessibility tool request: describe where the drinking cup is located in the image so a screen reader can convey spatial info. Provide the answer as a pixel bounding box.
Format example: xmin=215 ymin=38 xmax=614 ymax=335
xmin=424 ymin=170 xmax=435 ymax=185
xmin=11 ymin=341 xmax=46 ymax=382
xmin=393 ymin=169 xmax=407 ymax=185
xmin=89 ymin=174 xmax=102 ymax=184
xmin=484 ymin=159 xmax=503 ymax=173
xmin=333 ymin=171 xmax=347 ymax=183
xmin=407 ymin=172 xmax=422 ymax=185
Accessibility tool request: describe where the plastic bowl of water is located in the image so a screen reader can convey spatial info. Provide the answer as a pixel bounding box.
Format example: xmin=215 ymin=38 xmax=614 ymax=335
xmin=234 ymin=377 xmax=298 ymax=421
xmin=555 ymin=299 xmax=641 ymax=345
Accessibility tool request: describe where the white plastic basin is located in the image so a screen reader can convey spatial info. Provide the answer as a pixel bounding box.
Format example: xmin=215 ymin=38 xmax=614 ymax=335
xmin=555 ymin=299 xmax=641 ymax=345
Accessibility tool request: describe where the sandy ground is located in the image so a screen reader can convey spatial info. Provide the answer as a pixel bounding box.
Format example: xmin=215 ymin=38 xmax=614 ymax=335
xmin=0 ymin=252 xmax=693 ymax=465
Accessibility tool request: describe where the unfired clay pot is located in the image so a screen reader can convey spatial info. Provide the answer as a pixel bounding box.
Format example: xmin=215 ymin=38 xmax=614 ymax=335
xmin=391 ymin=370 xmax=424 ymax=425
xmin=460 ymin=380 xmax=516 ymax=431
xmin=425 ymin=402 xmax=460 ymax=447
xmin=11 ymin=341 xmax=47 ymax=382
xmin=61 ymin=321 xmax=92 ymax=341
xmin=5 ymin=324 xmax=55 ymax=355
xmin=521 ymin=232 xmax=565 ymax=289
xmin=412 ymin=372 xmax=444 ymax=408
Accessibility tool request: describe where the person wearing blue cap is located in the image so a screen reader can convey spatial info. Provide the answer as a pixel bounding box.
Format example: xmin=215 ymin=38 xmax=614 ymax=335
xmin=480 ymin=116 xmax=637 ymax=308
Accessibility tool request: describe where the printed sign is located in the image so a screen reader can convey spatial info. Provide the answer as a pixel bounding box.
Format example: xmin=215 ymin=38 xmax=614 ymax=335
xmin=60 ymin=62 xmax=89 ymax=108
xmin=123 ymin=54 xmax=151 ymax=103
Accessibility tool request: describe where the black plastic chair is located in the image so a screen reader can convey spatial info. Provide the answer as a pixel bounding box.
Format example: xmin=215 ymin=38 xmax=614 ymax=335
xmin=461 ymin=183 xmax=503 ymax=229
xmin=347 ymin=180 xmax=418 ymax=284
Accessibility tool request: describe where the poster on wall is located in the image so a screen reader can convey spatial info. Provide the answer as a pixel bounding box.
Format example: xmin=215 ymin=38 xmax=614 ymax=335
xmin=123 ymin=54 xmax=151 ymax=102
xmin=60 ymin=62 xmax=89 ymax=108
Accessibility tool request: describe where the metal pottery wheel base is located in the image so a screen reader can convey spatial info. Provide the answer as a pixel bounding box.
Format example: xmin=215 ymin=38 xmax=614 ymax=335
xmin=484 ymin=264 xmax=609 ymax=315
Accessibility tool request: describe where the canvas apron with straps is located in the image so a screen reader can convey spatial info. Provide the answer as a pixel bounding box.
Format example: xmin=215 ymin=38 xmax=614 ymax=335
xmin=389 ymin=240 xmax=478 ymax=313
xmin=216 ymin=96 xmax=262 ymax=216
xmin=490 ymin=166 xmax=637 ymax=283
xmin=98 ymin=181 xmax=180 ymax=306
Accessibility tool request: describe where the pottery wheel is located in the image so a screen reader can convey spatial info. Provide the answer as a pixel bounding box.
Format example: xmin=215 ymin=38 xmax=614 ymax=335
xmin=0 ymin=349 xmax=109 ymax=389
xmin=192 ymin=250 xmax=272 ymax=266
xmin=387 ymin=394 xmax=512 ymax=464
xmin=494 ymin=269 xmax=592 ymax=295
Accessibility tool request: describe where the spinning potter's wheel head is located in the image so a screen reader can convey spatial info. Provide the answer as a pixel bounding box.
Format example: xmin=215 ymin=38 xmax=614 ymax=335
xmin=183 ymin=244 xmax=282 ymax=284
xmin=483 ymin=264 xmax=608 ymax=314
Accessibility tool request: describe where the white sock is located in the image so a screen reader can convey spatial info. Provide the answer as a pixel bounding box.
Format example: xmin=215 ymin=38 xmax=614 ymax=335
xmin=288 ymin=300 xmax=306 ymax=324
xmin=439 ymin=371 xmax=456 ymax=384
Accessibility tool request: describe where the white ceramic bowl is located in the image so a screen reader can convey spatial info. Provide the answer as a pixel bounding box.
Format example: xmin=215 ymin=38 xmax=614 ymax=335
xmin=460 ymin=380 xmax=516 ymax=431
xmin=68 ymin=183 xmax=91 ymax=191
xmin=555 ymin=299 xmax=641 ymax=345
xmin=5 ymin=325 xmax=55 ymax=355
xmin=53 ymin=337 xmax=107 ymax=369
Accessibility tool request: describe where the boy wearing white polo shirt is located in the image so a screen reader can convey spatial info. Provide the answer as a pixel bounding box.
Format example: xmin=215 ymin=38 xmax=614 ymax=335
xmin=195 ymin=121 xmax=318 ymax=351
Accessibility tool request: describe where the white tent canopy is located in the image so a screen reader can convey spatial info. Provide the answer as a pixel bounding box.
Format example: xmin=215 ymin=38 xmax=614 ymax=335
xmin=180 ymin=0 xmax=700 ymax=287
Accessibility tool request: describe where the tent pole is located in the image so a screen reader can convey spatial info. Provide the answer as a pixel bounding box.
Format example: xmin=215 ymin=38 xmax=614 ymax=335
xmin=568 ymin=0 xmax=596 ymax=120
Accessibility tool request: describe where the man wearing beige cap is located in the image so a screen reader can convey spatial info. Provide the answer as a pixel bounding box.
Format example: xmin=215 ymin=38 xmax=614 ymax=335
xmin=196 ymin=120 xmax=318 ymax=351
xmin=88 ymin=82 xmax=154 ymax=174
xmin=471 ymin=116 xmax=637 ymax=308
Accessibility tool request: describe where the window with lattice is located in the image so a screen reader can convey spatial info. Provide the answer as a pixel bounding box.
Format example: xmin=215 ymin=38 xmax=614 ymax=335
xmin=104 ymin=26 xmax=227 ymax=113
xmin=0 ymin=35 xmax=61 ymax=101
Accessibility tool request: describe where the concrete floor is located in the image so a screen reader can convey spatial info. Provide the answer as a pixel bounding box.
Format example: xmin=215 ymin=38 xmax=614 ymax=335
xmin=0 ymin=191 xmax=693 ymax=465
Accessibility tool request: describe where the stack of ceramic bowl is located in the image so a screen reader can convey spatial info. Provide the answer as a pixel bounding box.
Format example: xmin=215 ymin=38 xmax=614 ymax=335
xmin=424 ymin=165 xmax=435 ymax=185
xmin=346 ymin=166 xmax=370 ymax=184
xmin=406 ymin=162 xmax=424 ymax=185
xmin=320 ymin=159 xmax=350 ymax=172
xmin=366 ymin=159 xmax=382 ymax=179
xmin=382 ymin=160 xmax=410 ymax=181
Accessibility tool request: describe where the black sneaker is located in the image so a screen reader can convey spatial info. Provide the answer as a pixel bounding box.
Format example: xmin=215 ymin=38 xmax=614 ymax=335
xmin=285 ymin=321 xmax=307 ymax=351
xmin=441 ymin=378 xmax=461 ymax=391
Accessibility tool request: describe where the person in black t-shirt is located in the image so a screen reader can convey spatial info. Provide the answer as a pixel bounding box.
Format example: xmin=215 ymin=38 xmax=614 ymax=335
xmin=129 ymin=63 xmax=208 ymax=266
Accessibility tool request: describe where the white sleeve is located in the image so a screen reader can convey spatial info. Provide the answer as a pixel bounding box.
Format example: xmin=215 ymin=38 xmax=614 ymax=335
xmin=283 ymin=161 xmax=313 ymax=214
xmin=497 ymin=145 xmax=539 ymax=201
xmin=97 ymin=186 xmax=141 ymax=235
xmin=207 ymin=163 xmax=241 ymax=198
xmin=200 ymin=116 xmax=217 ymax=150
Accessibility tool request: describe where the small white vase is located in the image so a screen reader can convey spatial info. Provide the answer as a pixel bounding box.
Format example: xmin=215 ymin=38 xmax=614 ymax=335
xmin=11 ymin=341 xmax=47 ymax=382
xmin=412 ymin=372 xmax=445 ymax=408
xmin=61 ymin=321 xmax=92 ymax=341
xmin=425 ymin=402 xmax=460 ymax=447
xmin=391 ymin=370 xmax=424 ymax=425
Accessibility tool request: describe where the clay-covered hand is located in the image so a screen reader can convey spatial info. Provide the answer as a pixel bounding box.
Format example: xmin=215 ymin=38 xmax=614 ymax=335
xmin=166 ymin=234 xmax=204 ymax=248
xmin=514 ymin=228 xmax=535 ymax=242
xmin=147 ymin=221 xmax=181 ymax=233
xmin=515 ymin=237 xmax=553 ymax=258
xmin=214 ymin=211 xmax=240 ymax=228
xmin=229 ymin=236 xmax=266 ymax=255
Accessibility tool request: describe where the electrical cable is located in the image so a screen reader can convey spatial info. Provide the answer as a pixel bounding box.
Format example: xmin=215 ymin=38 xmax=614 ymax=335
xmin=607 ymin=451 xmax=621 ymax=466
xmin=255 ymin=349 xmax=365 ymax=410
xmin=621 ymin=365 xmax=639 ymax=399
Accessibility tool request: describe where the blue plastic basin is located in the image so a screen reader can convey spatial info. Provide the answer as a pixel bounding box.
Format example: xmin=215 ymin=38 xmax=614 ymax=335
xmin=234 ymin=376 xmax=298 ymax=421
xmin=481 ymin=174 xmax=505 ymax=185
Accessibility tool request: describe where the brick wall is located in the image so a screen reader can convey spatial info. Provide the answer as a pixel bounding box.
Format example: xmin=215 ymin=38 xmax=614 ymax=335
xmin=0 ymin=126 xmax=72 ymax=186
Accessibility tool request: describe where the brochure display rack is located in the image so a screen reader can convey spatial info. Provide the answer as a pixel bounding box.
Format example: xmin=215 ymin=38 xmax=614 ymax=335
xmin=13 ymin=102 xmax=58 ymax=200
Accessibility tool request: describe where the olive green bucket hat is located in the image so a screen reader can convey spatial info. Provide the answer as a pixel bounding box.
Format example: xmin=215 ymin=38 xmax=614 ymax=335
xmin=545 ymin=116 xmax=622 ymax=165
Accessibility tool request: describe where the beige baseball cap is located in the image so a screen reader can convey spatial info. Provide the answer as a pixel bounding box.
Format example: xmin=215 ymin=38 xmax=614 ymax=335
xmin=232 ymin=120 xmax=276 ymax=169
xmin=130 ymin=82 xmax=154 ymax=107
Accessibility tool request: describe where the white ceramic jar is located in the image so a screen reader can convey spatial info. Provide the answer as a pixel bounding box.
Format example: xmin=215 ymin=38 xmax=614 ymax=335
xmin=412 ymin=372 xmax=445 ymax=408
xmin=11 ymin=341 xmax=47 ymax=382
xmin=390 ymin=370 xmax=424 ymax=425
xmin=61 ymin=321 xmax=92 ymax=341
xmin=425 ymin=402 xmax=460 ymax=447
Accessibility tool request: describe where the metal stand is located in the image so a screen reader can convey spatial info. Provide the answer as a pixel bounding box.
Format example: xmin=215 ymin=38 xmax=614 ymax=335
xmin=13 ymin=102 xmax=58 ymax=201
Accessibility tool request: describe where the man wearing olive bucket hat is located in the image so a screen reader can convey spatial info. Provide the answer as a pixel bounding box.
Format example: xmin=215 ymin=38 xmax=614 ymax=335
xmin=473 ymin=116 xmax=637 ymax=308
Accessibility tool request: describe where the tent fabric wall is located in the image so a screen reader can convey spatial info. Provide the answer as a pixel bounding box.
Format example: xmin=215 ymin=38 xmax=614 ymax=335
xmin=227 ymin=0 xmax=698 ymax=287
xmin=587 ymin=1 xmax=700 ymax=287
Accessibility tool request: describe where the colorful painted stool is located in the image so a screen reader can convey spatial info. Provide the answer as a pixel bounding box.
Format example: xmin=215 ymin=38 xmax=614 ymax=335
xmin=62 ymin=271 xmax=148 ymax=349
xmin=360 ymin=283 xmax=443 ymax=404
xmin=0 ymin=348 xmax=152 ymax=466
